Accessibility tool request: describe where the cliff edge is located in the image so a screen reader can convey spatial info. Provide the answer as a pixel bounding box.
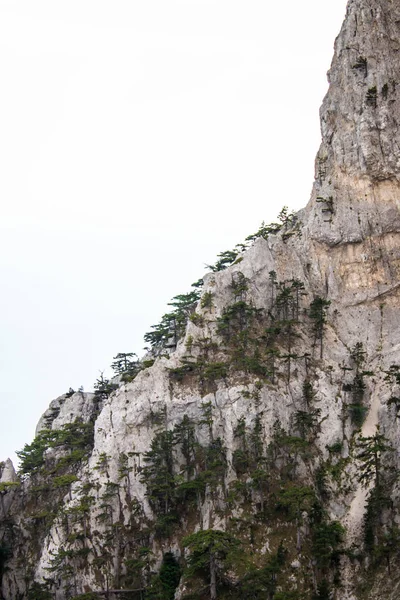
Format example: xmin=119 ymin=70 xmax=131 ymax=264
xmin=2 ymin=1 xmax=400 ymax=599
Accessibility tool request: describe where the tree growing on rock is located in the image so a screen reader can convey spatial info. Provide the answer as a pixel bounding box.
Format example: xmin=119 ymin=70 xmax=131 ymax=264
xmin=356 ymin=430 xmax=392 ymax=489
xmin=93 ymin=371 xmax=117 ymax=402
xmin=278 ymin=485 xmax=315 ymax=551
xmin=356 ymin=430 xmax=395 ymax=557
xmin=309 ymin=297 xmax=330 ymax=359
xmin=111 ymin=352 xmax=140 ymax=381
xmin=183 ymin=529 xmax=240 ymax=600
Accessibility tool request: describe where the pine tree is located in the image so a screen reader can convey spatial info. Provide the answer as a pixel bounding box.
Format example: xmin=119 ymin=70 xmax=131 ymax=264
xmin=183 ymin=529 xmax=240 ymax=600
xmin=309 ymin=297 xmax=330 ymax=358
xmin=356 ymin=431 xmax=392 ymax=488
xmin=111 ymin=352 xmax=140 ymax=379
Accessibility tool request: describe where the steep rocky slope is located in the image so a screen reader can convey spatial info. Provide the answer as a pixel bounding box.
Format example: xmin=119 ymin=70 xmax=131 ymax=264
xmin=2 ymin=0 xmax=400 ymax=598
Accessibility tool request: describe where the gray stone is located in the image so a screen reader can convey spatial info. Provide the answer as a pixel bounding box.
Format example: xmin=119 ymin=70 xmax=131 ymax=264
xmin=3 ymin=1 xmax=400 ymax=598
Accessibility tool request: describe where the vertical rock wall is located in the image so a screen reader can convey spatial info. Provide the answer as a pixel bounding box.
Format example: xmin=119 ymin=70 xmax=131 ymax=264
xmin=3 ymin=1 xmax=400 ymax=599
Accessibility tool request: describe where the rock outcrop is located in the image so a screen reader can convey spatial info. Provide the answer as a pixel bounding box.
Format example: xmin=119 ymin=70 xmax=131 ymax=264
xmin=2 ymin=1 xmax=400 ymax=599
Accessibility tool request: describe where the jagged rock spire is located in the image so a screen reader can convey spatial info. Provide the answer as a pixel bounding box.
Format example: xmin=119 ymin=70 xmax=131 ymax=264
xmin=4 ymin=4 xmax=400 ymax=599
xmin=306 ymin=0 xmax=400 ymax=245
xmin=321 ymin=0 xmax=400 ymax=179
xmin=0 ymin=459 xmax=17 ymax=484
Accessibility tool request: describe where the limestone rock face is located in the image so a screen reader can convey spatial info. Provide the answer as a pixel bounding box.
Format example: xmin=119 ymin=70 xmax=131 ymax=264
xmin=0 ymin=460 xmax=17 ymax=485
xmin=35 ymin=391 xmax=98 ymax=434
xmin=306 ymin=0 xmax=400 ymax=245
xmin=0 ymin=460 xmax=18 ymax=520
xmin=2 ymin=1 xmax=400 ymax=599
xmin=322 ymin=0 xmax=400 ymax=181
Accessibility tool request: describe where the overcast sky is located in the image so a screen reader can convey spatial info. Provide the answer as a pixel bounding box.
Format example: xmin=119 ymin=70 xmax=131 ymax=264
xmin=0 ymin=0 xmax=348 ymax=464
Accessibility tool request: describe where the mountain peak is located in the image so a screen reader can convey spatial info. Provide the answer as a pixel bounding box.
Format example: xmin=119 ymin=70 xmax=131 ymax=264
xmin=3 ymin=3 xmax=400 ymax=599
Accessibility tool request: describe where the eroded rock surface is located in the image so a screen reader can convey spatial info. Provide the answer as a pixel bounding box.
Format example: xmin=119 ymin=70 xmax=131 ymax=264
xmin=2 ymin=1 xmax=400 ymax=599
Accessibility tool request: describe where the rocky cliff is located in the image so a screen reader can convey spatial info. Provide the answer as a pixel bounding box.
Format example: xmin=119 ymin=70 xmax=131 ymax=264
xmin=2 ymin=0 xmax=400 ymax=599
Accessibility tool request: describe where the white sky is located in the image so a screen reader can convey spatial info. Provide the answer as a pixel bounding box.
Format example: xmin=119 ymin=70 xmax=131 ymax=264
xmin=0 ymin=0 xmax=348 ymax=464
